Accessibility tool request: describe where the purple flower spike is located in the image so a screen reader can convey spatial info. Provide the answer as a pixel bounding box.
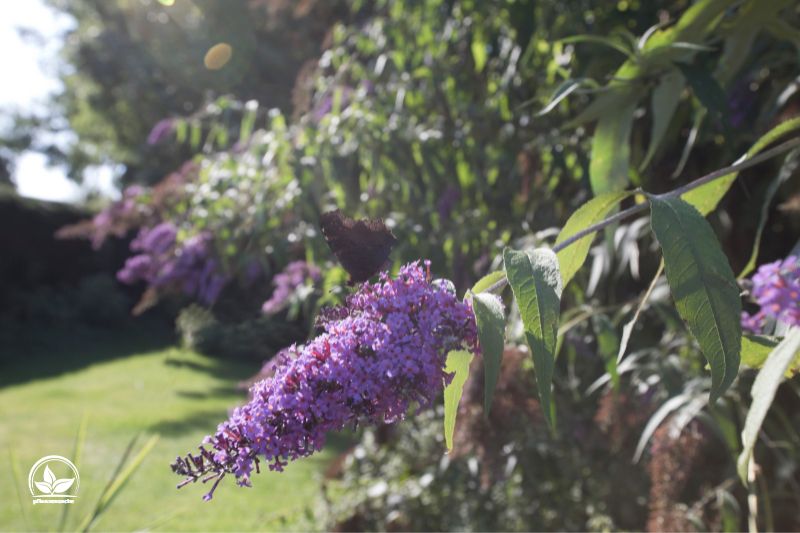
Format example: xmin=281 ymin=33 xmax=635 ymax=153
xmin=172 ymin=261 xmax=478 ymax=497
xmin=742 ymin=256 xmax=800 ymax=333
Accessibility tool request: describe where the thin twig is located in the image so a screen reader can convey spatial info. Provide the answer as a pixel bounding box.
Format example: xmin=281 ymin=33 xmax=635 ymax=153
xmin=484 ymin=136 xmax=800 ymax=294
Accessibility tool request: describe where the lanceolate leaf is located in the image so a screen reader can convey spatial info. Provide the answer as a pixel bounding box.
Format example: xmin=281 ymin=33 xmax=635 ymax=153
xmin=471 ymin=292 xmax=506 ymax=414
xmin=555 ymin=191 xmax=633 ymax=286
xmin=536 ymin=78 xmax=598 ymax=117
xmin=640 ymin=69 xmax=684 ymax=170
xmin=443 ymin=350 xmax=474 ymax=452
xmin=683 ymin=116 xmax=800 ymax=215
xmin=738 ymin=328 xmax=800 ymax=483
xmin=589 ymin=103 xmax=637 ymax=196
xmin=471 ymin=271 xmax=506 ymax=294
xmin=649 ymin=197 xmax=742 ymax=402
xmin=618 ymin=260 xmax=665 ymax=363
xmin=503 ymin=248 xmax=562 ymax=426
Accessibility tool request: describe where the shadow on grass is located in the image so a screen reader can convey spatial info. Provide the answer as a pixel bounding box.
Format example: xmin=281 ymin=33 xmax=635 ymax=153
xmin=163 ymin=355 xmax=254 ymax=382
xmin=0 ymin=318 xmax=175 ymax=388
xmin=148 ymin=408 xmax=232 ymax=436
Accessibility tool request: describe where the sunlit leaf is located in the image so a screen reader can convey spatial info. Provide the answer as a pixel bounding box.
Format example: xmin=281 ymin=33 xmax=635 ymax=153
xmin=683 ymin=116 xmax=800 ymax=215
xmin=471 ymin=271 xmax=505 ymax=294
xmin=471 ymin=33 xmax=488 ymax=73
xmin=589 ymin=104 xmax=636 ymax=195
xmin=738 ymin=328 xmax=800 ymax=483
xmin=503 ymin=248 xmax=562 ymax=426
xmin=555 ymin=191 xmax=633 ymax=286
xmin=650 ymin=196 xmax=741 ymax=402
xmin=443 ymin=350 xmax=474 ymax=452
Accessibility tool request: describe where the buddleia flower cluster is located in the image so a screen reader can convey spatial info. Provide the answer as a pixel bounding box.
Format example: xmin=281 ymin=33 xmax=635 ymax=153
xmin=171 ymin=261 xmax=478 ymax=500
xmin=117 ymin=223 xmax=228 ymax=304
xmin=741 ymin=255 xmax=800 ymax=333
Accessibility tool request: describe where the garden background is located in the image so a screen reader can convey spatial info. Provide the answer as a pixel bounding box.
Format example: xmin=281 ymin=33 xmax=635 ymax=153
xmin=1 ymin=0 xmax=800 ymax=531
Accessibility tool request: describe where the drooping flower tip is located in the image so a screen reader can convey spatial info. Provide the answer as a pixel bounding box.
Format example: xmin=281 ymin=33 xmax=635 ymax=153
xmin=172 ymin=260 xmax=477 ymax=497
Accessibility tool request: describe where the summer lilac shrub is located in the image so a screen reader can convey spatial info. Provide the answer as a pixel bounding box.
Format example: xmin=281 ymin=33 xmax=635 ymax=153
xmin=172 ymin=261 xmax=478 ymax=499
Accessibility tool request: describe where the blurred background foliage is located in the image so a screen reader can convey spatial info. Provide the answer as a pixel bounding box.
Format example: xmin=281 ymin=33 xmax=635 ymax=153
xmin=2 ymin=0 xmax=800 ymax=530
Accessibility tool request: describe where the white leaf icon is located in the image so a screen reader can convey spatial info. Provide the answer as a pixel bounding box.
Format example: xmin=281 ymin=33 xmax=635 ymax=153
xmin=52 ymin=478 xmax=75 ymax=494
xmin=43 ymin=465 xmax=57 ymax=485
xmin=35 ymin=481 xmax=53 ymax=494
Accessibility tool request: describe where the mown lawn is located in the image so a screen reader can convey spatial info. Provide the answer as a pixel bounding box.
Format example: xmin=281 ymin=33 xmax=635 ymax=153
xmin=0 ymin=323 xmax=342 ymax=531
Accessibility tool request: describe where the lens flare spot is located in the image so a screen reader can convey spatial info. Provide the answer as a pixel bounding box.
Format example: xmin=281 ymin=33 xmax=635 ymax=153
xmin=204 ymin=43 xmax=233 ymax=70
xmin=158 ymin=0 xmax=175 ymax=5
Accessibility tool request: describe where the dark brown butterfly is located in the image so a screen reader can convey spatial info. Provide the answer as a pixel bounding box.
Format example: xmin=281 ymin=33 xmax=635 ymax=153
xmin=319 ymin=210 xmax=397 ymax=284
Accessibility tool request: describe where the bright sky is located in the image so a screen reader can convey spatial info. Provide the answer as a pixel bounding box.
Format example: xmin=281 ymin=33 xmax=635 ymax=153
xmin=0 ymin=0 xmax=118 ymax=203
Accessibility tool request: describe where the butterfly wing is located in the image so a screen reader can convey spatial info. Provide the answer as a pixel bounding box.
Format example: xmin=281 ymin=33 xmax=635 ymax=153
xmin=320 ymin=210 xmax=397 ymax=283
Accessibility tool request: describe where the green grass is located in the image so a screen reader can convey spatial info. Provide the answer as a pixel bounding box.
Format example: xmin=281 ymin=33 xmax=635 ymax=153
xmin=0 ymin=323 xmax=343 ymax=531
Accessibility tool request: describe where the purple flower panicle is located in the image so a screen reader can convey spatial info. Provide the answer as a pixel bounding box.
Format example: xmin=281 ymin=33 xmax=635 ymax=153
xmin=741 ymin=256 xmax=800 ymax=333
xmin=171 ymin=261 xmax=478 ymax=500
xmin=117 ymin=226 xmax=227 ymax=305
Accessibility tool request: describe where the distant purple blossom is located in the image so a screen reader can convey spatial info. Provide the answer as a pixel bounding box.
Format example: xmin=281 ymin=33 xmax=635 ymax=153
xmin=261 ymin=261 xmax=321 ymax=314
xmin=117 ymin=227 xmax=228 ymax=305
xmin=172 ymin=261 xmax=478 ymax=500
xmin=147 ymin=118 xmax=176 ymax=145
xmin=88 ymin=185 xmax=146 ymax=249
xmin=742 ymin=256 xmax=800 ymax=333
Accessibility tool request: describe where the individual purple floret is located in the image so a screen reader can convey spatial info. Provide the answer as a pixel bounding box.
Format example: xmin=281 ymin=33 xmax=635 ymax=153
xmin=172 ymin=261 xmax=478 ymax=500
xmin=261 ymin=261 xmax=321 ymax=314
xmin=741 ymin=256 xmax=800 ymax=333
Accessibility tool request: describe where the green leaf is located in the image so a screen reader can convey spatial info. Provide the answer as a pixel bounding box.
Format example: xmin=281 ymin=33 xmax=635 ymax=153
xmin=559 ymin=35 xmax=635 ymax=60
xmin=738 ymin=149 xmax=799 ymax=278
xmin=555 ymin=190 xmax=633 ymax=286
xmin=443 ymin=349 xmax=474 ymax=452
xmin=741 ymin=334 xmax=800 ymax=376
xmin=683 ymin=116 xmax=800 ymax=215
xmin=471 ymin=271 xmax=506 ymax=294
xmin=471 ymin=33 xmax=488 ymax=73
xmin=589 ymin=103 xmax=637 ymax=195
xmin=503 ymin=248 xmax=562 ymax=426
xmin=738 ymin=328 xmax=800 ymax=483
xmin=649 ymin=197 xmax=742 ymax=402
xmin=618 ymin=260 xmax=665 ymax=363
xmin=535 ymin=78 xmax=599 ymax=117
xmin=472 ymin=292 xmax=505 ymax=414
xmin=675 ymin=61 xmax=726 ymax=116
xmin=640 ymin=69 xmax=684 ymax=170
